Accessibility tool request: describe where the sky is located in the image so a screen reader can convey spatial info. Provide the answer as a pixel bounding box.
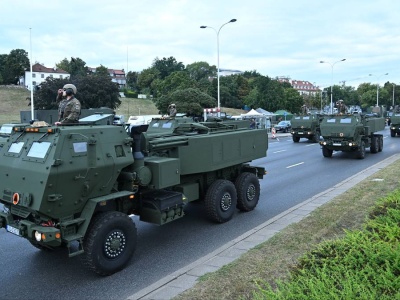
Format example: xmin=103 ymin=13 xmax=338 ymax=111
xmin=1 ymin=0 xmax=399 ymax=89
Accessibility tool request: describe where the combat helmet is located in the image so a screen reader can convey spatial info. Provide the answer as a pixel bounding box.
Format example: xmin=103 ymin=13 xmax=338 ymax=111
xmin=63 ymin=84 xmax=77 ymax=94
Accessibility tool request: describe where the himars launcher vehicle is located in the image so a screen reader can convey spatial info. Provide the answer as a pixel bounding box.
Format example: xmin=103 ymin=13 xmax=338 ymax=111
xmin=319 ymin=110 xmax=385 ymax=159
xmin=290 ymin=114 xmax=322 ymax=143
xmin=0 ymin=115 xmax=268 ymax=275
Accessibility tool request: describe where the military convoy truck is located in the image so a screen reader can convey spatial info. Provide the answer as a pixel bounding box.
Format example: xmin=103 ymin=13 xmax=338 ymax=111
xmin=389 ymin=107 xmax=400 ymax=137
xmin=0 ymin=115 xmax=268 ymax=275
xmin=319 ymin=113 xmax=385 ymax=159
xmin=290 ymin=114 xmax=322 ymax=143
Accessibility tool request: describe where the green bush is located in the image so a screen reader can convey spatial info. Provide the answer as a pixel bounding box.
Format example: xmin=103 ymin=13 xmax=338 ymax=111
xmin=254 ymin=190 xmax=400 ymax=300
xmin=124 ymin=90 xmax=138 ymax=98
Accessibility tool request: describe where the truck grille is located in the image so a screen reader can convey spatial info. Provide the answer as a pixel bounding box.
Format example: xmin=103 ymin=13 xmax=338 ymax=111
xmin=11 ymin=205 xmax=31 ymax=218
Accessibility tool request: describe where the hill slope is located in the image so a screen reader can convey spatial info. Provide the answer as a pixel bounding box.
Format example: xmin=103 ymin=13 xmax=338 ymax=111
xmin=0 ymin=86 xmax=246 ymax=124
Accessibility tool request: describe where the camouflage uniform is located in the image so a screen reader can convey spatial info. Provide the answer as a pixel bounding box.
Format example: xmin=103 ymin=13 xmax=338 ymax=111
xmin=56 ymin=94 xmax=68 ymax=121
xmin=60 ymin=97 xmax=81 ymax=124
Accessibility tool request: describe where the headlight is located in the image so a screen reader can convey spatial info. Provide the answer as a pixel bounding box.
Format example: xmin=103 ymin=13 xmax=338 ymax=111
xmin=322 ymin=141 xmax=327 ymax=145
xmin=349 ymin=143 xmax=353 ymax=146
xmin=34 ymin=231 xmax=42 ymax=241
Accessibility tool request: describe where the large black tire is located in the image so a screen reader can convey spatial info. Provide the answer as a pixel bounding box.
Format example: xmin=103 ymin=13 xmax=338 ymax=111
xmin=235 ymin=172 xmax=260 ymax=212
xmin=391 ymin=130 xmax=395 ymax=137
xmin=322 ymin=146 xmax=333 ymax=158
xmin=378 ymin=135 xmax=383 ymax=152
xmin=356 ymin=141 xmax=366 ymax=159
xmin=312 ymin=131 xmax=320 ymax=143
xmin=370 ymin=135 xmax=378 ymax=153
xmin=82 ymin=211 xmax=137 ymax=276
xmin=292 ymin=135 xmax=300 ymax=143
xmin=205 ymin=179 xmax=237 ymax=223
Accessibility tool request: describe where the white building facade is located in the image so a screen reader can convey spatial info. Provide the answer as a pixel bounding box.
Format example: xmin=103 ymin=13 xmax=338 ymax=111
xmin=20 ymin=63 xmax=70 ymax=90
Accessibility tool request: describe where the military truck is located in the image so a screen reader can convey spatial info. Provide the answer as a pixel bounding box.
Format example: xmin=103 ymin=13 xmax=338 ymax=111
xmin=0 ymin=115 xmax=268 ymax=275
xmin=290 ymin=114 xmax=322 ymax=143
xmin=389 ymin=106 xmax=400 ymax=137
xmin=319 ymin=113 xmax=385 ymax=159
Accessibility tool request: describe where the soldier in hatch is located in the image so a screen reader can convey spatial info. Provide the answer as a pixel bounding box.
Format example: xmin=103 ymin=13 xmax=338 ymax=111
xmin=55 ymin=84 xmax=81 ymax=124
xmin=168 ymin=103 xmax=177 ymax=117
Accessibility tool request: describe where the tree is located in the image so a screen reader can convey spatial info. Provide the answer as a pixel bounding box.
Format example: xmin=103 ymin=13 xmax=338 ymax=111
xmin=95 ymin=65 xmax=109 ymax=77
xmin=33 ymin=75 xmax=121 ymax=110
xmin=1 ymin=49 xmax=30 ymax=84
xmin=137 ymin=67 xmax=160 ymax=95
xmin=185 ymin=61 xmax=216 ymax=81
xmin=152 ymin=56 xmax=184 ymax=80
xmin=153 ymin=88 xmax=215 ymax=116
xmin=153 ymin=71 xmax=196 ymax=96
xmin=126 ymin=71 xmax=139 ymax=91
xmin=283 ymin=88 xmax=304 ymax=113
xmin=56 ymin=57 xmax=88 ymax=78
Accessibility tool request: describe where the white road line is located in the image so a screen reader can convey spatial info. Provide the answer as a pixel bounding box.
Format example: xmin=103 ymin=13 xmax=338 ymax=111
xmin=305 ymin=143 xmax=318 ymax=147
xmin=273 ymin=150 xmax=286 ymax=153
xmin=286 ymin=162 xmax=304 ymax=168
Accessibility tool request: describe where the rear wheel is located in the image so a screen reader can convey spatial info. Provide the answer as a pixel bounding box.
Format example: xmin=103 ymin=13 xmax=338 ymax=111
xmin=235 ymin=172 xmax=260 ymax=212
xmin=322 ymin=146 xmax=333 ymax=158
xmin=370 ymin=135 xmax=378 ymax=153
xmin=205 ymin=179 xmax=237 ymax=223
xmin=378 ymin=135 xmax=383 ymax=152
xmin=82 ymin=211 xmax=137 ymax=276
xmin=356 ymin=141 xmax=366 ymax=159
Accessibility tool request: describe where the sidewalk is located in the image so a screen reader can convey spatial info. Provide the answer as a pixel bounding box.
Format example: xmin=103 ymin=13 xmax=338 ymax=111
xmin=127 ymin=153 xmax=400 ymax=300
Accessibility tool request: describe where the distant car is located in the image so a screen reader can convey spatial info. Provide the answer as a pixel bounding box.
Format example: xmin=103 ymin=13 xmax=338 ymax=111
xmin=274 ymin=121 xmax=291 ymax=133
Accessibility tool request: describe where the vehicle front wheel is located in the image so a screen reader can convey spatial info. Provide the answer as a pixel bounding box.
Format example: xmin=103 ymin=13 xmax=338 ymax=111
xmin=235 ymin=172 xmax=260 ymax=212
xmin=356 ymin=141 xmax=366 ymax=159
xmin=391 ymin=130 xmax=395 ymax=137
xmin=205 ymin=179 xmax=237 ymax=223
xmin=292 ymin=136 xmax=300 ymax=142
xmin=322 ymin=146 xmax=333 ymax=158
xmin=82 ymin=211 xmax=137 ymax=276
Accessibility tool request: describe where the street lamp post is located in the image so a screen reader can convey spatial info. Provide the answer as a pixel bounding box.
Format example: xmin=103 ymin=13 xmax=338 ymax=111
xmin=201 ymin=19 xmax=237 ymax=116
xmin=320 ymin=59 xmax=346 ymax=114
xmin=369 ymin=73 xmax=388 ymax=106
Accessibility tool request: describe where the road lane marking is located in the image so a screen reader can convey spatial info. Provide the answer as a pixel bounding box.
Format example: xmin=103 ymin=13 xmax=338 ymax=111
xmin=286 ymin=162 xmax=304 ymax=168
xmin=273 ymin=150 xmax=286 ymax=153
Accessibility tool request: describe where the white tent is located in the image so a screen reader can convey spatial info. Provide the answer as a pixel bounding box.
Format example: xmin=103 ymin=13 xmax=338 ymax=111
xmin=240 ymin=109 xmax=269 ymax=129
xmin=241 ymin=109 xmax=264 ymax=117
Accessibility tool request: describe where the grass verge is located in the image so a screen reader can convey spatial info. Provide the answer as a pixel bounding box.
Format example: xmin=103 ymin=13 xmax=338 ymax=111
xmin=174 ymin=156 xmax=400 ymax=300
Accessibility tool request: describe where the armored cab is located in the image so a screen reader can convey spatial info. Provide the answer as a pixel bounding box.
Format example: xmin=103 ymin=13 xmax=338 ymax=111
xmin=290 ymin=114 xmax=322 ymax=143
xmin=319 ymin=113 xmax=385 ymax=159
xmin=0 ymin=115 xmax=268 ymax=275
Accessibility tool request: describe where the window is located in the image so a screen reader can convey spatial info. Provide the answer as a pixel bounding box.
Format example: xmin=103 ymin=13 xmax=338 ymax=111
xmin=27 ymin=142 xmax=51 ymax=159
xmin=33 ymin=81 xmax=36 ymax=85
xmin=32 ymin=73 xmax=36 ymax=78
xmin=41 ymin=74 xmax=44 ymax=78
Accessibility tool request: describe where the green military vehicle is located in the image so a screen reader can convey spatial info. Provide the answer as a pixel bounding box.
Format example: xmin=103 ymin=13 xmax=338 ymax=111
xmin=290 ymin=114 xmax=322 ymax=143
xmin=0 ymin=115 xmax=268 ymax=275
xmin=319 ymin=113 xmax=385 ymax=159
xmin=389 ymin=106 xmax=400 ymax=137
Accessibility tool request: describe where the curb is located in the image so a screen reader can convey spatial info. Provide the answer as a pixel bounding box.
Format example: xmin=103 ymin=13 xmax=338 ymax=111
xmin=128 ymin=153 xmax=400 ymax=300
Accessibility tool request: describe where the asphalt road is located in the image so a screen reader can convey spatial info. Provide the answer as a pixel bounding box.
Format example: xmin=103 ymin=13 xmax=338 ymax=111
xmin=0 ymin=127 xmax=399 ymax=300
